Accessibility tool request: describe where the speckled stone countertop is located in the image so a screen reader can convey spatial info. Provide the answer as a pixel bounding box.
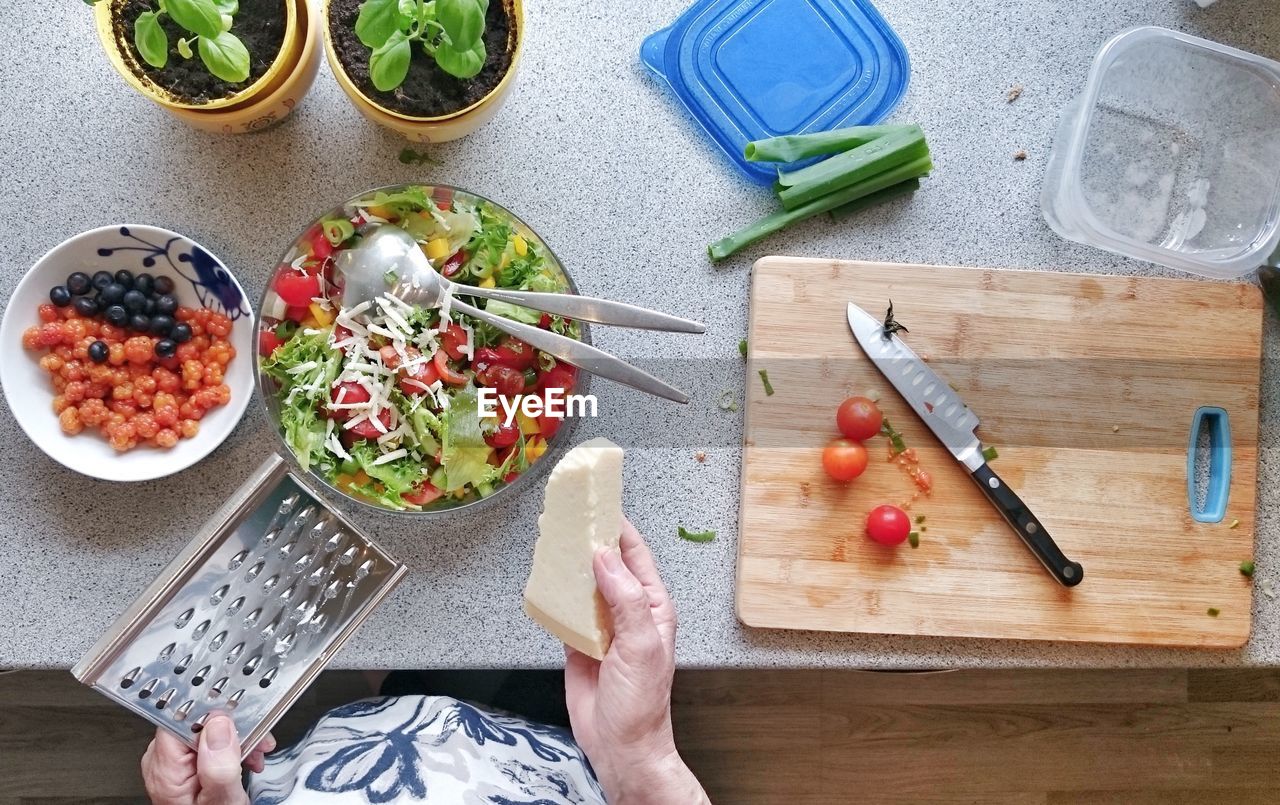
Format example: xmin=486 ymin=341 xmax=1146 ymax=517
xmin=2 ymin=0 xmax=1277 ymax=670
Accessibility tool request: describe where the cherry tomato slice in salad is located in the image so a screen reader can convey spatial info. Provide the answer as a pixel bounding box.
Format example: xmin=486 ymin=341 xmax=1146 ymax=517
xmin=329 ymin=381 xmax=371 ymax=420
xmin=347 ymin=409 xmax=393 ymax=440
xmin=866 ymin=504 xmax=911 ymax=546
xmin=441 ymin=249 xmax=467 ymax=278
xmin=538 ymin=364 xmax=577 ymax=391
xmin=285 ymin=305 xmax=310 ymax=323
xmin=478 ymin=365 xmax=526 ymax=397
xmin=259 ymin=330 xmax=283 ymax=357
xmin=495 ymin=338 xmax=537 ymax=370
xmin=485 ymin=420 xmax=520 ymax=448
xmin=821 ymin=438 xmax=868 ymax=482
xmin=836 ymin=396 xmax=884 ymax=442
xmin=439 ymin=324 xmax=470 ymax=360
xmin=399 ymin=359 xmax=441 ymax=395
xmin=402 ymin=482 xmax=444 ymax=506
xmin=433 ymin=350 xmax=468 ymax=385
xmin=276 ymin=271 xmax=322 ymax=307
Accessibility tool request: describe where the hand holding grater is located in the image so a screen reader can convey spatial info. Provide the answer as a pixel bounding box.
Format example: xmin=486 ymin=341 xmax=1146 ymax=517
xmin=72 ymin=454 xmax=407 ymax=758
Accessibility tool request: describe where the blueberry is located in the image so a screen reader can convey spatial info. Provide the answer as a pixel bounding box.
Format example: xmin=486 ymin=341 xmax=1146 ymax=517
xmin=91 ymin=271 xmax=113 ymax=291
xmin=105 ymin=304 xmax=128 ymax=327
xmin=114 ymin=269 xmax=134 ymax=288
xmin=144 ymin=297 xmax=156 ymax=315
xmin=73 ymin=296 xmax=97 ymax=316
xmin=153 ymin=275 xmax=175 ymax=295
xmin=154 ymin=294 xmax=178 ymax=315
xmin=123 ymin=289 xmax=147 ymax=313
xmin=95 ymin=294 xmax=110 ymax=312
xmin=150 ymin=314 xmax=175 ymax=336
xmin=49 ymin=286 xmax=71 ymax=307
xmin=129 ymin=313 xmax=151 ymax=332
xmin=66 ymin=272 xmax=92 ymax=295
xmin=170 ymin=322 xmax=193 ymax=343
xmin=155 ymin=339 xmax=177 ymax=358
xmin=134 ymin=273 xmax=154 ymax=296
xmin=88 ymin=340 xmax=109 ymax=364
xmin=101 ymin=282 xmax=126 ymax=304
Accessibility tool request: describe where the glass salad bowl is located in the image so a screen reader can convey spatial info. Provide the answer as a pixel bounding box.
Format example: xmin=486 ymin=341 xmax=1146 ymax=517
xmin=255 ymin=185 xmax=590 ymax=516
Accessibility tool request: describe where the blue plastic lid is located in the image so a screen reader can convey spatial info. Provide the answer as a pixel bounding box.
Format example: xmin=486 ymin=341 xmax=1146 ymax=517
xmin=642 ymin=0 xmax=910 ymax=185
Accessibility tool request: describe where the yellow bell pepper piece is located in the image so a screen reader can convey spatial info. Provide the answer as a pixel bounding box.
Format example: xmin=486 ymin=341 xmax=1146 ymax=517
xmin=425 ymin=237 xmax=451 ymax=261
xmin=512 ymin=234 xmax=528 ymax=257
xmin=308 ymin=302 xmax=333 ymax=327
xmin=525 ymin=436 xmax=549 ymax=463
xmin=300 ymin=314 xmax=321 ymax=329
xmin=478 ymin=275 xmax=496 ymax=288
xmin=366 ymin=204 xmax=396 ymax=220
xmin=516 ymin=411 xmax=540 ymax=436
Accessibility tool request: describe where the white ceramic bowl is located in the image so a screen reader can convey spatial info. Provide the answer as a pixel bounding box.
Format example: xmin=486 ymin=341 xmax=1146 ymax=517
xmin=0 ymin=225 xmax=255 ymax=481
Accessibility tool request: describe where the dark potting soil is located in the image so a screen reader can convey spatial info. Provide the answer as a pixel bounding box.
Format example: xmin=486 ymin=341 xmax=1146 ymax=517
xmin=329 ymin=0 xmax=515 ymax=118
xmin=114 ymin=0 xmax=287 ymax=104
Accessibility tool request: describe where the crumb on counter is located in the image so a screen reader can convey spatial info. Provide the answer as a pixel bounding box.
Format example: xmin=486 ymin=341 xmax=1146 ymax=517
xmin=694 ymin=451 xmax=706 ymax=463
xmin=1007 ymin=84 xmax=1023 ymax=102
xmin=1112 ymin=425 xmax=1120 ymax=432
xmin=1013 ymin=149 xmax=1028 ymax=161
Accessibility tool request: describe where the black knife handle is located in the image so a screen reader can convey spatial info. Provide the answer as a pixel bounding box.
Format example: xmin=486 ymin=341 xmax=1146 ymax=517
xmin=971 ymin=464 xmax=1083 ymax=587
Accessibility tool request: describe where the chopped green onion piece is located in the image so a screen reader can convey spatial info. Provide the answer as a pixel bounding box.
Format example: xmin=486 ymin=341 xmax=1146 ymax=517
xmin=880 ymin=418 xmax=907 ymax=455
xmin=744 ymin=124 xmax=918 ymax=163
xmin=678 ymin=526 xmax=716 ymax=543
xmin=708 ymin=155 xmax=933 ymax=261
xmin=718 ymin=390 xmax=738 ymax=412
xmin=384 ymin=269 xmax=398 ymax=286
xmin=274 ymin=320 xmax=297 ymax=340
xmin=322 ymin=217 xmax=355 ymax=246
xmin=829 ymin=178 xmax=920 ymax=220
xmin=776 ymin=126 xmax=927 ymax=210
xmin=1208 ymin=607 xmax=1221 ymax=617
xmin=758 ymin=369 xmax=775 ymax=396
xmin=739 ymin=339 xmax=748 ymax=358
xmin=1241 ymin=561 xmax=1256 ymax=578
xmin=982 ymin=446 xmax=999 ymax=462
xmin=908 ymin=531 xmax=920 ymax=548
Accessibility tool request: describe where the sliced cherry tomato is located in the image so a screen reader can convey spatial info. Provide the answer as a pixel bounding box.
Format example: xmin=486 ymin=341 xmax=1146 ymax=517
xmin=307 ymin=225 xmax=335 ymax=264
xmin=836 ymin=396 xmax=884 ymax=442
xmin=433 ymin=350 xmax=468 ymax=385
xmin=402 ymin=482 xmax=444 ymax=507
xmin=399 ymin=357 xmax=441 ymax=395
xmin=503 ymin=471 xmax=520 ymax=483
xmin=478 ymin=364 xmax=525 ymax=397
xmin=866 ymin=504 xmax=911 ymax=546
xmin=538 ymin=313 xmax=553 ymax=329
xmin=379 ymin=344 xmax=401 ymax=369
xmin=258 ymin=330 xmax=283 ymax=357
xmin=538 ymin=364 xmax=577 ymax=392
xmin=284 ymin=304 xmax=310 ymax=323
xmin=494 ymin=338 xmax=536 ymax=370
xmin=485 ymin=420 xmax=520 ymax=449
xmin=333 ymin=324 xmax=354 ymax=343
xmin=472 ymin=347 xmax=502 ymax=372
xmin=441 ymin=249 xmax=467 ymax=278
xmin=537 ymin=411 xmax=563 ymax=439
xmin=276 ymin=270 xmax=321 ymax=307
xmin=439 ymin=323 xmax=469 ymax=360
xmin=822 ymin=438 xmax=868 ymax=482
xmin=347 ymin=409 xmax=392 ymax=439
xmin=329 ymin=382 xmax=371 ymax=421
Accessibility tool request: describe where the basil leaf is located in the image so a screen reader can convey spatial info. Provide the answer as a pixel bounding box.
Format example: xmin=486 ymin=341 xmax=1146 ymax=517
xmin=433 ymin=37 xmax=485 ymax=79
xmin=436 ymin=0 xmax=483 ymax=49
xmin=212 ymin=0 xmax=238 ymax=13
xmin=198 ymin=30 xmax=250 ymax=83
xmin=369 ymin=30 xmax=412 ymax=91
xmin=134 ymin=11 xmax=169 ymax=69
xmin=166 ymin=0 xmax=223 ymax=39
xmin=219 ymin=12 xmax=233 ymax=32
xmin=177 ymin=36 xmax=194 ymax=59
xmin=355 ymin=0 xmax=404 ymax=48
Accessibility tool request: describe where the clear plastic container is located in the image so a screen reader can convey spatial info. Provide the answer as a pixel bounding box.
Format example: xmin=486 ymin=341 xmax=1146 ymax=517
xmin=1042 ymin=27 xmax=1280 ymax=278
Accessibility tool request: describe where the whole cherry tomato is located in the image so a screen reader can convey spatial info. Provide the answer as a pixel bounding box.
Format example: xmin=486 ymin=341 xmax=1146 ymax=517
xmin=866 ymin=504 xmax=911 ymax=546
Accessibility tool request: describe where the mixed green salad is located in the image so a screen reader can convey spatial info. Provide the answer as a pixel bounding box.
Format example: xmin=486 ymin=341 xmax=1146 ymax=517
xmin=258 ymin=185 xmax=580 ymax=511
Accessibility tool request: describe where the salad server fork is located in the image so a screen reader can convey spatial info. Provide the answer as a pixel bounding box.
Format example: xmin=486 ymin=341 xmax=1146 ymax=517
xmin=334 ymin=226 xmax=696 ymax=403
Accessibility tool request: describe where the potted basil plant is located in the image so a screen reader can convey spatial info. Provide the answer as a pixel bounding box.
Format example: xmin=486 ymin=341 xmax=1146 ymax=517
xmin=323 ymin=0 xmax=524 ymax=142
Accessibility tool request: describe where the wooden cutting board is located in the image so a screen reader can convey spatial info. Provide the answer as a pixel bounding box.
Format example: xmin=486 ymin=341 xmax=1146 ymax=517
xmin=738 ymin=258 xmax=1262 ymax=647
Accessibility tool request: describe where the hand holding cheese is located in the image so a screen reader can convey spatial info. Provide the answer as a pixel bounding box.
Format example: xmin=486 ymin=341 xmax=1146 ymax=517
xmin=524 ymin=437 xmax=625 ymax=659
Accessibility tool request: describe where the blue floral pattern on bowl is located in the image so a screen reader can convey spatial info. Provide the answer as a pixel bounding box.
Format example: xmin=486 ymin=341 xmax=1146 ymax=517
xmin=95 ymin=226 xmax=251 ymax=320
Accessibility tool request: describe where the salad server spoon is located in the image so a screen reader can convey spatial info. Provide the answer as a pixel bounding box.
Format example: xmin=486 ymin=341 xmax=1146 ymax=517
xmin=334 ymin=226 xmax=696 ymax=403
xmin=341 ymin=225 xmax=706 ymax=333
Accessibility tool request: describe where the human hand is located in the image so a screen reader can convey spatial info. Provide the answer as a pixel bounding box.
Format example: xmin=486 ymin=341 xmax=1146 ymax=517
xmin=141 ymin=714 xmax=274 ymax=805
xmin=564 ymin=518 xmax=709 ymax=804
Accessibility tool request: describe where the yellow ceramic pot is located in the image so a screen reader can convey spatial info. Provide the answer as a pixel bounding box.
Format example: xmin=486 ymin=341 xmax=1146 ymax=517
xmin=165 ymin=0 xmax=322 ymax=134
xmin=321 ymin=0 xmax=523 ymax=142
xmin=95 ymin=0 xmax=299 ymax=112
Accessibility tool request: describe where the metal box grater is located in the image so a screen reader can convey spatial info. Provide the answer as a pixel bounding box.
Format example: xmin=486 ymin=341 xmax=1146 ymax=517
xmin=72 ymin=454 xmax=408 ymax=758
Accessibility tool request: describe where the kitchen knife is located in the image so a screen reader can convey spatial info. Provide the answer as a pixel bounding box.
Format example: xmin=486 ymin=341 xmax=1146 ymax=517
xmin=846 ymin=303 xmax=1084 ymax=587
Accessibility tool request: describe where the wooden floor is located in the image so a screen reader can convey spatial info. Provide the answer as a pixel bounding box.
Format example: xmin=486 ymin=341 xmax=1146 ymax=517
xmin=3 ymin=668 xmax=1280 ymax=803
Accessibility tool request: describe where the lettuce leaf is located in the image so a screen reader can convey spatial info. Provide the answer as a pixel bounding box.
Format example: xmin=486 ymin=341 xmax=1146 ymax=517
xmin=262 ymin=331 xmax=343 ymax=472
xmin=439 ymin=386 xmax=498 ymax=491
xmin=483 ymin=299 xmax=542 ymax=325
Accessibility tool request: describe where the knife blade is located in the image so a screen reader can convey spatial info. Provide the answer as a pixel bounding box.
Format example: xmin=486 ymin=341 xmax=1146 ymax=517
xmin=846 ymin=303 xmax=1083 ymax=587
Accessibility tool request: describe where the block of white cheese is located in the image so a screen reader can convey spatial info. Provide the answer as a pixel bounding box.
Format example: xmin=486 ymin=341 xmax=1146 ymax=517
xmin=523 ymin=437 xmax=624 ymax=660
